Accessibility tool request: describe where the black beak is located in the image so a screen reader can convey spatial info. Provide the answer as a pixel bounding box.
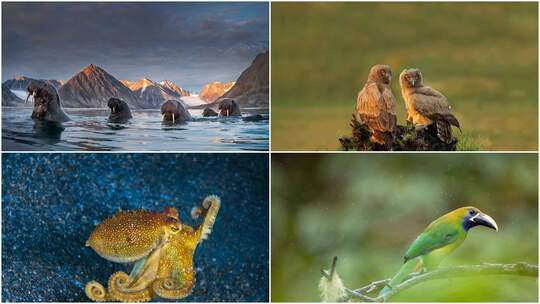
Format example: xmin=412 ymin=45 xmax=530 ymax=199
xmin=470 ymin=212 xmax=498 ymax=231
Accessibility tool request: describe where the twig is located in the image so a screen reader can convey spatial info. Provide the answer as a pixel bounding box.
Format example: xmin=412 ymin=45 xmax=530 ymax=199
xmin=321 ymin=257 xmax=538 ymax=302
xmin=320 ymin=256 xmax=377 ymax=302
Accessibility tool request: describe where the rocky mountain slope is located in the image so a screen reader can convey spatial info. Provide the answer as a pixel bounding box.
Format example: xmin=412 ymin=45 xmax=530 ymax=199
xmin=58 ymin=64 xmax=145 ymax=108
xmin=2 ymin=83 xmax=24 ymax=106
xmin=217 ymin=51 xmax=269 ymax=107
xmin=199 ymin=81 xmax=234 ymax=102
xmin=3 ymin=76 xmax=63 ymax=90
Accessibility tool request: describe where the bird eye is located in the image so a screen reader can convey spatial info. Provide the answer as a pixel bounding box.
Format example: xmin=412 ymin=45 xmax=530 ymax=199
xmin=469 ymin=210 xmax=476 ymax=216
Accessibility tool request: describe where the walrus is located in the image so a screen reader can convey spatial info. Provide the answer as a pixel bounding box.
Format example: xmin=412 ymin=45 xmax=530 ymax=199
xmin=218 ymin=98 xmax=241 ymax=117
xmin=160 ymin=100 xmax=192 ymax=124
xmin=202 ymin=107 xmax=218 ymax=117
xmin=26 ymin=81 xmax=70 ymax=123
xmin=242 ymin=114 xmax=266 ymax=122
xmin=107 ymin=98 xmax=132 ymax=123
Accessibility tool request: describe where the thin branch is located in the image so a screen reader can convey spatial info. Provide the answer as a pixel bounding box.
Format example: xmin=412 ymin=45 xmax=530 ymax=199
xmin=321 ymin=257 xmax=538 ymax=302
xmin=378 ymin=262 xmax=538 ymax=302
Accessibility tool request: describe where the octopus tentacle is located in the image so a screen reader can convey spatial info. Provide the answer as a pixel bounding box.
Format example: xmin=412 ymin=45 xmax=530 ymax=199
xmin=107 ymin=271 xmax=153 ymax=302
xmin=85 ymin=280 xmax=112 ymax=302
xmin=152 ymin=269 xmax=195 ymax=300
xmin=192 ymin=195 xmax=221 ymax=242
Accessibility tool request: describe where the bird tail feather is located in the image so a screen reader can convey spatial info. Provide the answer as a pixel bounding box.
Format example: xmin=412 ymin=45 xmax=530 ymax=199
xmin=378 ymin=257 xmax=421 ymax=298
xmin=435 ymin=120 xmax=452 ymax=144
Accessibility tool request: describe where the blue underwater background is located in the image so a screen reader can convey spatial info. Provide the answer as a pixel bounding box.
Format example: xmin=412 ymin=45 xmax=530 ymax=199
xmin=2 ymin=153 xmax=269 ymax=302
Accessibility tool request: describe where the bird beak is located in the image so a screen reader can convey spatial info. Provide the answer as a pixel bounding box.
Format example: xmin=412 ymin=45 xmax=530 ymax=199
xmin=470 ymin=212 xmax=498 ymax=231
xmin=410 ymin=79 xmax=415 ymax=86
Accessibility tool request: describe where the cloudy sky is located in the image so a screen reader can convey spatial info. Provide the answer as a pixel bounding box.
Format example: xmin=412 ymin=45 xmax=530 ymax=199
xmin=2 ymin=2 xmax=268 ymax=92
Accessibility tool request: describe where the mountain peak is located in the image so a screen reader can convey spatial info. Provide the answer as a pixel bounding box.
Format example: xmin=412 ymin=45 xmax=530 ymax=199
xmin=199 ymin=81 xmax=235 ymax=102
xmin=81 ymin=64 xmax=102 ymax=75
xmin=59 ymin=64 xmax=145 ymax=109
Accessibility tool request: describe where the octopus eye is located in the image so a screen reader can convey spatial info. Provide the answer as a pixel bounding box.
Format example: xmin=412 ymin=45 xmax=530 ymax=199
xmin=169 ymin=224 xmax=180 ymax=233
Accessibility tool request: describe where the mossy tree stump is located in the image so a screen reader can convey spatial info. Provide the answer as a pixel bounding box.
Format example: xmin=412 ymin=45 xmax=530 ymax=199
xmin=339 ymin=114 xmax=457 ymax=151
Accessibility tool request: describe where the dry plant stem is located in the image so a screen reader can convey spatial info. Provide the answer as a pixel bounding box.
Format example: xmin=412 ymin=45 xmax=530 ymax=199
xmin=321 ymin=257 xmax=538 ymax=302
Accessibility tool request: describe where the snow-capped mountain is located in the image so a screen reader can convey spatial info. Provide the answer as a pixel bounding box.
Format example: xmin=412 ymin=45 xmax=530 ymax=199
xmin=3 ymin=76 xmax=63 ymax=91
xmin=199 ymin=81 xmax=235 ymax=103
xmin=125 ymin=78 xmax=185 ymax=108
xmin=159 ymin=80 xmax=190 ymax=97
xmin=2 ymin=83 xmax=24 ymax=106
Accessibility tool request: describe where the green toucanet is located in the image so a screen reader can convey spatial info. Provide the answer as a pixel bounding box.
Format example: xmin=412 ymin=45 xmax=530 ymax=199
xmin=379 ymin=206 xmax=498 ymax=297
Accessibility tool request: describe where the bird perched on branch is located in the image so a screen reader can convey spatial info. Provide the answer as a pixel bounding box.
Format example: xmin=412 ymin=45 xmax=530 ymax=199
xmin=399 ymin=68 xmax=461 ymax=143
xmin=379 ymin=206 xmax=498 ymax=297
xmin=355 ymin=64 xmax=397 ymax=148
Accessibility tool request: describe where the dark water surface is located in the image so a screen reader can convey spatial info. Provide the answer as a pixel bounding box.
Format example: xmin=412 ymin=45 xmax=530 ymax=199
xmin=2 ymin=153 xmax=269 ymax=301
xmin=2 ymin=107 xmax=269 ymax=151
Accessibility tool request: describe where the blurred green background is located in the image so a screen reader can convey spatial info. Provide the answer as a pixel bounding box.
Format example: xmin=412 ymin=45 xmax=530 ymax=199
xmin=272 ymin=154 xmax=538 ymax=301
xmin=271 ymin=3 xmax=538 ymax=151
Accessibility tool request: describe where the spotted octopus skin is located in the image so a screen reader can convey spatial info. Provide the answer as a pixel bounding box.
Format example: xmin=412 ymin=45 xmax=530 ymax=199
xmin=85 ymin=195 xmax=221 ymax=302
xmin=86 ymin=208 xmax=181 ymax=263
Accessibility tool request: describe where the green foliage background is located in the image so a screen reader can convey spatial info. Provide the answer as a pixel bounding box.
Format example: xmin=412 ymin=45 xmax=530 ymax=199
xmin=271 ymin=154 xmax=538 ymax=301
xmin=271 ymin=3 xmax=538 ymax=151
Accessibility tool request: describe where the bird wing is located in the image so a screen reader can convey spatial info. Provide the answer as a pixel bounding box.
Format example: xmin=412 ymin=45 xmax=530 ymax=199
xmin=356 ymin=82 xmax=396 ymax=132
xmin=412 ymin=86 xmax=460 ymax=128
xmin=403 ymin=222 xmax=459 ymax=262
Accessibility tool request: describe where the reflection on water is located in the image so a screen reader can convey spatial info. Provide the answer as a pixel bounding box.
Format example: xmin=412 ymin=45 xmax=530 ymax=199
xmin=2 ymin=107 xmax=269 ymax=151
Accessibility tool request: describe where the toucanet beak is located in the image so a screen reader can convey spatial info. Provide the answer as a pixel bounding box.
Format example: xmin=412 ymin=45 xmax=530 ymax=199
xmin=470 ymin=212 xmax=498 ymax=231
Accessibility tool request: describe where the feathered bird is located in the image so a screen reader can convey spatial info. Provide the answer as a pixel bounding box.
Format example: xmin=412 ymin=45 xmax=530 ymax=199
xmin=379 ymin=206 xmax=498 ymax=297
xmin=400 ymin=68 xmax=461 ymax=143
xmin=356 ymin=64 xmax=397 ymax=148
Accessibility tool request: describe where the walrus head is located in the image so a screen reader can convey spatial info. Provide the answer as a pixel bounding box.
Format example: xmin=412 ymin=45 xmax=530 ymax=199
xmin=218 ymin=99 xmax=239 ymax=117
xmin=27 ymin=81 xmax=70 ymax=123
xmin=27 ymin=81 xmax=53 ymax=119
xmin=160 ymin=100 xmax=180 ymax=123
xmin=107 ymin=98 xmax=125 ymax=115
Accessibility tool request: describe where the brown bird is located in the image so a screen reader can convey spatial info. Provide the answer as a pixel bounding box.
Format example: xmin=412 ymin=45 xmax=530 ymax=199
xmin=399 ymin=68 xmax=461 ymax=143
xmin=355 ymin=64 xmax=397 ymax=147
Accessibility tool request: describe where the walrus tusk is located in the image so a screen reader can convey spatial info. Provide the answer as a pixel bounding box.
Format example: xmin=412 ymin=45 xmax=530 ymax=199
xmin=112 ymin=107 xmax=116 ymax=114
xmin=25 ymin=93 xmax=30 ymax=104
xmin=226 ymin=109 xmax=229 ymax=116
xmin=161 ymin=114 xmax=165 ymax=121
xmin=172 ymin=113 xmax=175 ymax=124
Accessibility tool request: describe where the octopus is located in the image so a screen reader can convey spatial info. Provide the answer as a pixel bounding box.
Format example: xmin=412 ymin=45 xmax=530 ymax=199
xmin=84 ymin=195 xmax=221 ymax=302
